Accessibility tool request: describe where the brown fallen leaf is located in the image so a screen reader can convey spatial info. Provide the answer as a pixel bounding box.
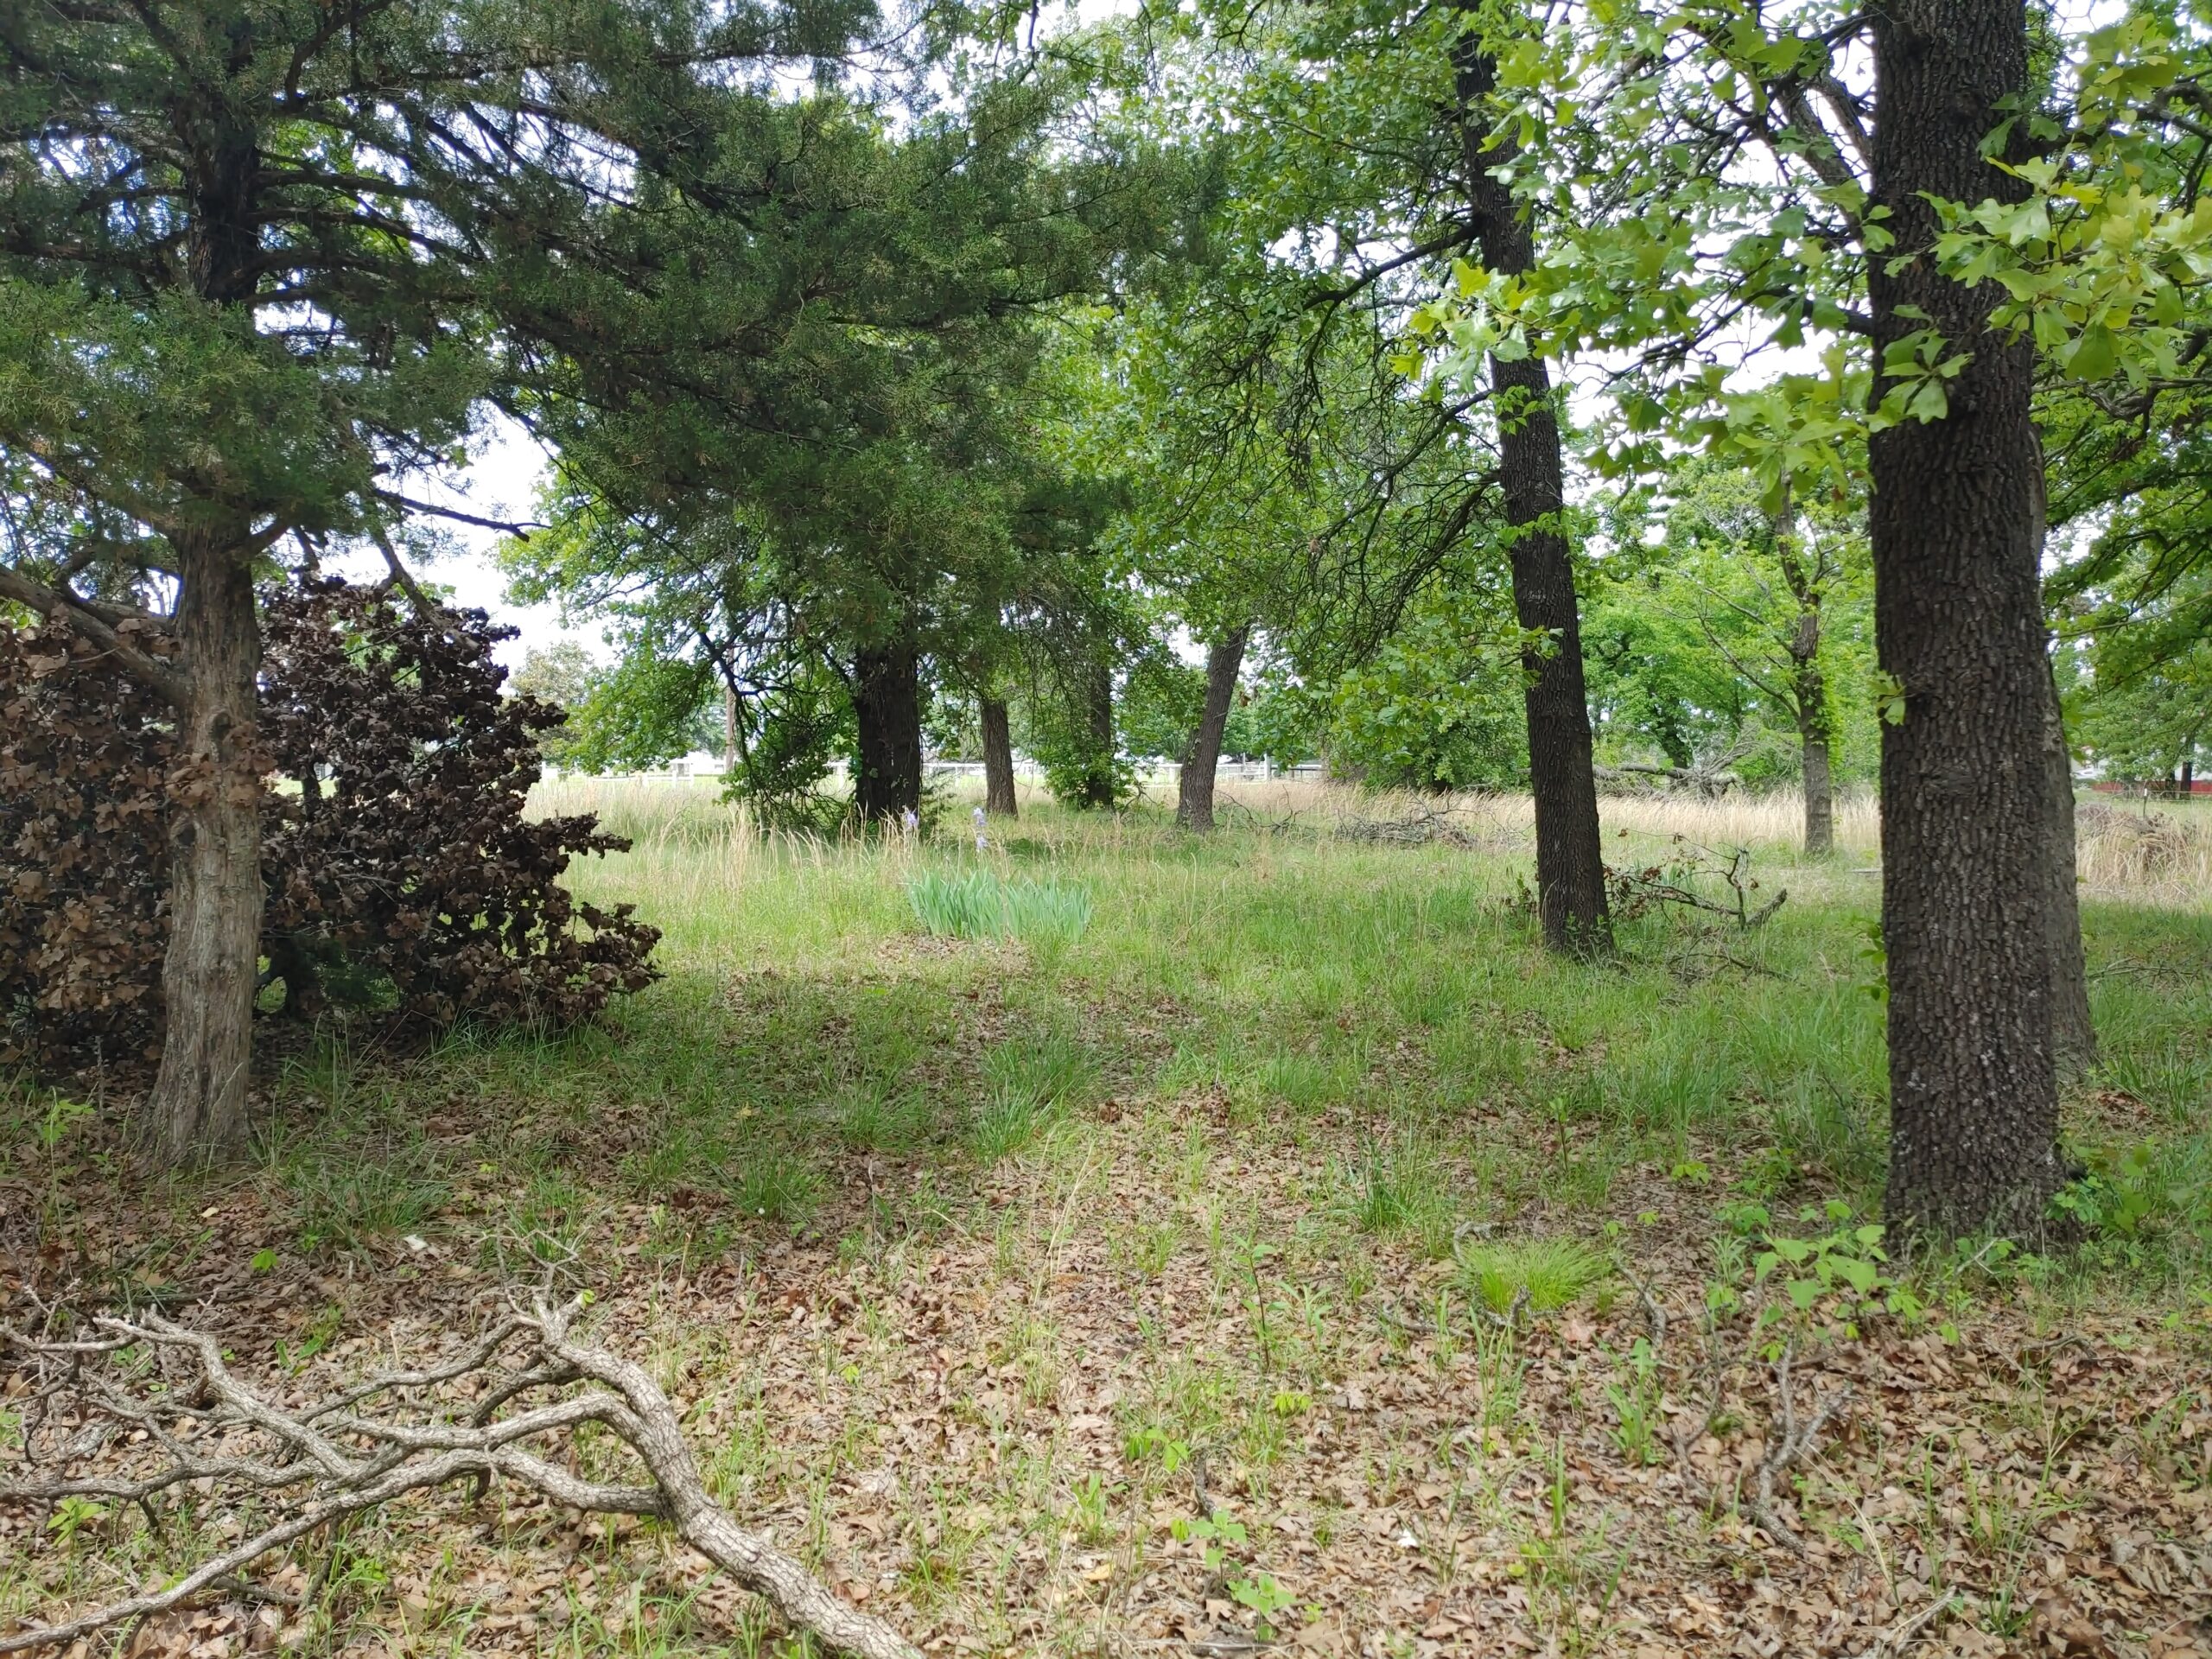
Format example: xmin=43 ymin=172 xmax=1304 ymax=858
xmin=2031 ymin=1592 xmax=2116 ymax=1657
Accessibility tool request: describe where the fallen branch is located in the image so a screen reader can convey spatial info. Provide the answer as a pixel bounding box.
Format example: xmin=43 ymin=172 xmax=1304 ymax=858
xmin=1747 ymin=1344 xmax=1851 ymax=1554
xmin=0 ymin=1300 xmax=918 ymax=1659
xmin=1848 ymin=1591 xmax=1959 ymax=1659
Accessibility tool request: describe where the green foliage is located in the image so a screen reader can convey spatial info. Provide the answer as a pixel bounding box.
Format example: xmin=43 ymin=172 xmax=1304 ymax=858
xmin=906 ymin=871 xmax=1092 ymax=946
xmin=2055 ymin=1142 xmax=2210 ymax=1243
xmin=1710 ymin=1201 xmax=1929 ymax=1344
xmin=970 ymin=1085 xmax=1056 ymax=1163
xmin=1321 ymin=588 xmax=1530 ymax=791
xmin=1338 ymin=1137 xmax=1456 ymax=1251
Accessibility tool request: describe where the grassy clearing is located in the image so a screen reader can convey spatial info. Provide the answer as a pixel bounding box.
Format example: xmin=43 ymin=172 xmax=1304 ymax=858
xmin=4 ymin=783 xmax=2210 ymax=1656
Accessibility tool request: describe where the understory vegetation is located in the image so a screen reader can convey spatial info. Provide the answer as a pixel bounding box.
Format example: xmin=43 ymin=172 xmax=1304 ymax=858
xmin=5 ymin=783 xmax=2207 ymax=1657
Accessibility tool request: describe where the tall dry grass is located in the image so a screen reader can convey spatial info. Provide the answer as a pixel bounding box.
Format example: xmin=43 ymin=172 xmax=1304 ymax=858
xmin=531 ymin=773 xmax=2212 ymax=910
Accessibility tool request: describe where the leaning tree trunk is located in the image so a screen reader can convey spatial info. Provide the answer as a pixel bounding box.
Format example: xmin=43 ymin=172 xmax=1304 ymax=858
xmin=1870 ymin=0 xmax=2064 ymax=1239
xmin=981 ymin=697 xmax=1018 ymax=818
xmin=1078 ymin=660 xmax=1116 ymax=810
xmin=852 ymin=644 xmax=922 ymax=824
xmin=149 ymin=531 xmax=264 ymax=1164
xmin=1454 ymin=29 xmax=1611 ymax=957
xmin=1177 ymin=626 xmax=1249 ymax=832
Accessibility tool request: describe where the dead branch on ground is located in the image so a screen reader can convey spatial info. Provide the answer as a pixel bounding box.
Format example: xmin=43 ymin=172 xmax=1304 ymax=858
xmin=0 ymin=1300 xmax=918 ymax=1659
xmin=1630 ymin=1290 xmax=1851 ymax=1554
xmin=1747 ymin=1344 xmax=1851 ymax=1553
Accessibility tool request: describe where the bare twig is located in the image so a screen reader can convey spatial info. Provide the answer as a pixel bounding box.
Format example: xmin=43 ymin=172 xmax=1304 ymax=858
xmin=1848 ymin=1591 xmax=1959 ymax=1659
xmin=1748 ymin=1345 xmax=1851 ymax=1554
xmin=1618 ymin=1265 xmax=1668 ymax=1351
xmin=0 ymin=1301 xmax=919 ymax=1659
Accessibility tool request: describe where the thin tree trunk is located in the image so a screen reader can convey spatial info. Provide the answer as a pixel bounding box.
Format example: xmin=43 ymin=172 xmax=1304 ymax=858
xmin=981 ymin=698 xmax=1017 ymax=817
xmin=1870 ymin=0 xmax=2064 ymax=1239
xmin=1078 ymin=660 xmax=1116 ymax=810
xmin=1802 ymin=731 xmax=1835 ymax=858
xmin=1178 ymin=626 xmax=1249 ymax=831
xmin=1454 ymin=24 xmax=1611 ymax=957
xmin=722 ymin=683 xmax=738 ymax=774
xmin=852 ymin=643 xmax=921 ymax=823
xmin=149 ymin=533 xmax=263 ymax=1164
xmin=2042 ymin=656 xmax=2094 ymax=1072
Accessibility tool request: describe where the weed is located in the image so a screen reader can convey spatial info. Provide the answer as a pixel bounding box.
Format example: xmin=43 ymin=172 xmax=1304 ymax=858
xmin=1338 ymin=1135 xmax=1456 ymax=1251
xmin=287 ymin=1142 xmax=448 ymax=1254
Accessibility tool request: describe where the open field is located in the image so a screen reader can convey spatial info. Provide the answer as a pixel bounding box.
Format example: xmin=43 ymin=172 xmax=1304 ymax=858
xmin=5 ymin=786 xmax=2211 ymax=1659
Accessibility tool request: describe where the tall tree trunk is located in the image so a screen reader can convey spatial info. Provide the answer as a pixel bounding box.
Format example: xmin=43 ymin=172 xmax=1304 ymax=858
xmin=1870 ymin=0 xmax=2063 ymax=1239
xmin=1078 ymin=660 xmax=1116 ymax=810
xmin=2042 ymin=656 xmax=2093 ymax=1072
xmin=1789 ymin=626 xmax=1835 ymax=858
xmin=722 ymin=683 xmax=738 ymax=774
xmin=1454 ymin=27 xmax=1611 ymax=957
xmin=852 ymin=644 xmax=921 ymax=823
xmin=981 ymin=697 xmax=1017 ymax=818
xmin=1776 ymin=488 xmax=1835 ymax=859
xmin=1178 ymin=626 xmax=1249 ymax=832
xmin=1802 ymin=729 xmax=1835 ymax=858
xmin=145 ymin=112 xmax=268 ymax=1163
xmin=149 ymin=532 xmax=264 ymax=1164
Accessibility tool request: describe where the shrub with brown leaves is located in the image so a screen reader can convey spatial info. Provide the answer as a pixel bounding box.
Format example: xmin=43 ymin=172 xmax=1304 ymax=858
xmin=0 ymin=578 xmax=659 ymax=1079
xmin=0 ymin=620 xmax=175 ymax=1072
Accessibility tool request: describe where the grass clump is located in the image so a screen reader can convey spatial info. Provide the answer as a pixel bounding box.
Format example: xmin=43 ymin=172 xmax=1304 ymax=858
xmin=1456 ymin=1236 xmax=1612 ymax=1313
xmin=907 ymin=868 xmax=1091 ymax=945
xmin=728 ymin=1155 xmax=822 ymax=1221
xmin=971 ymin=1085 xmax=1054 ymax=1162
xmin=1338 ymin=1135 xmax=1459 ymax=1254
xmin=285 ymin=1143 xmax=448 ymax=1254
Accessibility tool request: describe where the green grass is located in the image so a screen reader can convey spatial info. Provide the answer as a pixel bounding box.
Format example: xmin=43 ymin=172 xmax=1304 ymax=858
xmin=1455 ymin=1236 xmax=1613 ymax=1313
xmin=10 ymin=782 xmax=2212 ymax=1658
xmin=906 ymin=868 xmax=1092 ymax=945
xmin=226 ymin=785 xmax=2212 ymax=1292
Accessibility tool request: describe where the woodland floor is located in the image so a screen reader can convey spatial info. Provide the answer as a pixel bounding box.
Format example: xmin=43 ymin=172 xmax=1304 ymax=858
xmin=4 ymin=786 xmax=2211 ymax=1659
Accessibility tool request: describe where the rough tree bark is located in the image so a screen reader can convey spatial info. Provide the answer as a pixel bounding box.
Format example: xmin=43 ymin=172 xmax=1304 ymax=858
xmin=1783 ymin=605 xmax=1835 ymax=861
xmin=140 ymin=109 xmax=270 ymax=1164
xmin=1870 ymin=0 xmax=2066 ymax=1238
xmin=1453 ymin=25 xmax=1611 ymax=957
xmin=852 ymin=643 xmax=922 ymax=823
xmin=149 ymin=533 xmax=264 ymax=1165
xmin=1177 ymin=626 xmax=1249 ymax=832
xmin=1800 ymin=724 xmax=1835 ymax=858
xmin=1077 ymin=660 xmax=1116 ymax=810
xmin=981 ymin=697 xmax=1018 ymax=817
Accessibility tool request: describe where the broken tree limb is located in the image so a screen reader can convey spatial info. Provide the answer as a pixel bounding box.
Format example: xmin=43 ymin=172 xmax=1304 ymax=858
xmin=1747 ymin=1344 xmax=1851 ymax=1554
xmin=0 ymin=1300 xmax=920 ymax=1659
